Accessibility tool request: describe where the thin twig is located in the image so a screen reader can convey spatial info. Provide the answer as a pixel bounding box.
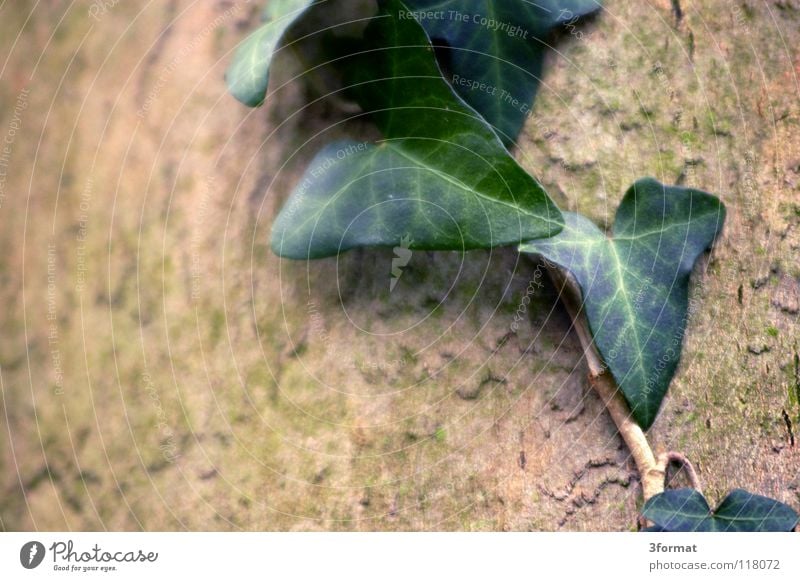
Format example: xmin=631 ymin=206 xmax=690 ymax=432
xmin=545 ymin=265 xmax=666 ymax=501
xmin=659 ymin=451 xmax=702 ymax=491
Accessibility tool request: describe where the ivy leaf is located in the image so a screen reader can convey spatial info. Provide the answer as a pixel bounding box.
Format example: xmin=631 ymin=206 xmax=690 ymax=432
xmin=225 ymin=0 xmax=315 ymax=106
xmin=643 ymin=489 xmax=799 ymax=532
xmin=270 ymin=0 xmax=562 ymax=259
xmin=403 ymin=0 xmax=602 ymax=144
xmin=520 ymin=178 xmax=725 ymax=429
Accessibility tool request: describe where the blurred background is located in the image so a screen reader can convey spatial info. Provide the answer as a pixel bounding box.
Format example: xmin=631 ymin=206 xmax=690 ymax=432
xmin=0 ymin=0 xmax=798 ymax=531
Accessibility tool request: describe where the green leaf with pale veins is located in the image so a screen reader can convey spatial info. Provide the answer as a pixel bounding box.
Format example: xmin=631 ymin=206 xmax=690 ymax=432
xmin=225 ymin=0 xmax=315 ymax=106
xmin=403 ymin=0 xmax=602 ymax=144
xmin=520 ymin=178 xmax=725 ymax=429
xmin=643 ymin=489 xmax=799 ymax=532
xmin=270 ymin=0 xmax=562 ymax=260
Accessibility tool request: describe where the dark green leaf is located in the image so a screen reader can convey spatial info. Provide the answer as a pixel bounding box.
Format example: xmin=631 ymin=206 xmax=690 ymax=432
xmin=271 ymin=0 xmax=562 ymax=259
xmin=225 ymin=0 xmax=315 ymax=106
xmin=520 ymin=178 xmax=725 ymax=429
xmin=404 ymin=0 xmax=602 ymax=143
xmin=643 ymin=489 xmax=799 ymax=532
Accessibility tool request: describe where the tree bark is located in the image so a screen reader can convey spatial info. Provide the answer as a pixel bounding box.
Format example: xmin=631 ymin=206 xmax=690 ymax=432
xmin=1 ymin=0 xmax=798 ymax=531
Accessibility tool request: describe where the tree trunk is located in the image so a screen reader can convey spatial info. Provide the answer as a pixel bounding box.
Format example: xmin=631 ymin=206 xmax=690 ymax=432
xmin=1 ymin=0 xmax=798 ymax=531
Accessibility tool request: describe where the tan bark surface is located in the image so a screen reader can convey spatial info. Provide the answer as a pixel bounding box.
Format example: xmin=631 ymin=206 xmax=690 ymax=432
xmin=1 ymin=0 xmax=798 ymax=531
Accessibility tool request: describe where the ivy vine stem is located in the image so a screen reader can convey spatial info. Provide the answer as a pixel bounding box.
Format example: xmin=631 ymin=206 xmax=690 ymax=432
xmin=544 ymin=265 xmax=701 ymax=503
xmin=660 ymin=451 xmax=702 ymax=491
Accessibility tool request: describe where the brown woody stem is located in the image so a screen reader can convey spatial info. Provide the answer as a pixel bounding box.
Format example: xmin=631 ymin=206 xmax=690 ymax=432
xmin=659 ymin=451 xmax=702 ymax=491
xmin=545 ymin=266 xmax=669 ymax=501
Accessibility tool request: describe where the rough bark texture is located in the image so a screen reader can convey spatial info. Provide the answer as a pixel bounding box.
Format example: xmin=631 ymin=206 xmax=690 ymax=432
xmin=0 ymin=0 xmax=798 ymax=531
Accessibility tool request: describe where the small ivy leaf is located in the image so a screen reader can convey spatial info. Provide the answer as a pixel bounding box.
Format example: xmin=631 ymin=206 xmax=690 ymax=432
xmin=225 ymin=0 xmax=315 ymax=106
xmin=270 ymin=0 xmax=562 ymax=259
xmin=520 ymin=178 xmax=725 ymax=429
xmin=403 ymin=0 xmax=602 ymax=144
xmin=643 ymin=489 xmax=800 ymax=532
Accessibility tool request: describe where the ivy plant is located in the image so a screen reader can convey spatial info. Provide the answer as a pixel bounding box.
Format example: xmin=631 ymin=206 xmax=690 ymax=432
xmin=521 ymin=178 xmax=726 ymax=430
xmin=403 ymin=0 xmax=601 ymax=143
xmin=226 ymin=0 xmax=315 ymax=106
xmin=643 ymin=489 xmax=799 ymax=532
xmin=270 ymin=2 xmax=560 ymax=258
xmin=226 ymin=0 xmax=799 ymax=532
